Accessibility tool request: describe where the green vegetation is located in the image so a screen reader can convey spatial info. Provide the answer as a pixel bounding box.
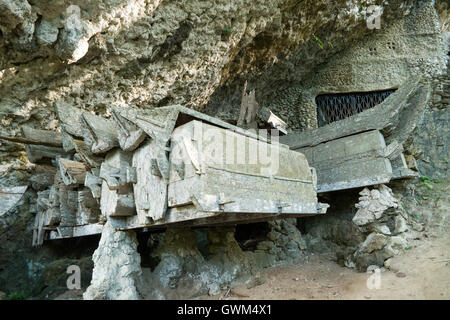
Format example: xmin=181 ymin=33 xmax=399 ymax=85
xmin=222 ymin=27 xmax=233 ymax=34
xmin=417 ymin=175 xmax=442 ymax=190
xmin=309 ymin=34 xmax=334 ymax=49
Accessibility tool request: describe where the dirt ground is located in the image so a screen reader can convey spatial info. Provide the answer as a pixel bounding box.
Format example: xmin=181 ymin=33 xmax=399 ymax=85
xmin=205 ymin=231 xmax=450 ymax=300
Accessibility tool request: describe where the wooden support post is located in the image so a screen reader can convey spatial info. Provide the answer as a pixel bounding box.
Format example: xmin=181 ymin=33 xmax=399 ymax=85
xmin=237 ymin=81 xmax=259 ymax=130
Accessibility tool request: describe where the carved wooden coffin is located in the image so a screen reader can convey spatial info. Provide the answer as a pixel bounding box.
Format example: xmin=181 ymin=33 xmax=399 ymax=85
xmin=167 ymin=120 xmax=320 ymax=217
xmin=292 ymin=130 xmax=416 ymax=193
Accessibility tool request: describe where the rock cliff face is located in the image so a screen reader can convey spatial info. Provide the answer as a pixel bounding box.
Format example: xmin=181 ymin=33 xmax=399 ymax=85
xmin=0 ymin=0 xmax=415 ymax=138
xmin=0 ymin=0 xmax=448 ymax=299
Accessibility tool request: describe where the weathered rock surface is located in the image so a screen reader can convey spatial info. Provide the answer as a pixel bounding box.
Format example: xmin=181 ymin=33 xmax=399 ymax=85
xmin=353 ymin=185 xmax=399 ymax=226
xmin=83 ymin=221 xmax=142 ymax=300
xmin=257 ymin=219 xmax=306 ymax=264
xmin=138 ymin=227 xmax=257 ymax=299
xmin=0 ymin=0 xmax=418 ymax=149
xmin=343 ymin=185 xmax=413 ymax=271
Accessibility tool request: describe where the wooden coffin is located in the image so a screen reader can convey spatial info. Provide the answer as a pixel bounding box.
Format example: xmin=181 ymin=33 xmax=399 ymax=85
xmin=166 ymin=120 xmax=320 ymax=217
xmin=292 ymin=130 xmax=416 ymax=193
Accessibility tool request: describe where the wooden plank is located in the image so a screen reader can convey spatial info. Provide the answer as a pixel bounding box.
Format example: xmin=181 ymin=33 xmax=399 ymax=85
xmin=99 ymin=149 xmax=136 ymax=217
xmin=132 ymin=139 xmax=168 ymax=222
xmin=19 ymin=126 xmax=70 ymax=163
xmin=20 ymin=126 xmax=63 ymax=146
xmin=59 ymin=185 xmax=78 ymax=227
xmin=0 ymin=186 xmax=28 ymax=216
xmin=84 ymin=170 xmax=102 ymax=199
xmin=58 ymin=158 xmax=87 ymax=186
xmin=259 ymin=107 xmax=288 ymax=134
xmin=237 ymin=81 xmax=259 ymax=130
xmin=110 ymin=107 xmax=147 ymax=152
xmin=49 ymin=224 xmax=103 ymax=239
xmin=55 ymin=101 xmax=84 ymax=137
xmin=76 ymin=188 xmax=101 ymax=225
xmin=0 ymin=126 xmax=62 ymax=148
xmin=80 ymin=112 xmax=119 ymax=154
xmin=115 ymin=104 xmax=270 ymax=145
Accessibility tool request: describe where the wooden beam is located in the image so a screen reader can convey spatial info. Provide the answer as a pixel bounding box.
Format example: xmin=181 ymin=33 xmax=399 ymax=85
xmin=237 ymin=81 xmax=259 ymax=130
xmin=58 ymin=158 xmax=87 ymax=186
xmin=18 ymin=126 xmax=70 ymax=163
xmin=0 ymin=130 xmax=61 ymax=148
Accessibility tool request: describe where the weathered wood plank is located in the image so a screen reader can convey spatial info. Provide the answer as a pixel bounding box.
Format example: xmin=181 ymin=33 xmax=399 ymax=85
xmin=296 ymin=130 xmax=394 ymax=193
xmin=20 ymin=126 xmax=63 ymax=146
xmin=115 ymin=104 xmax=270 ymax=145
xmin=55 ymin=101 xmax=84 ymax=137
xmin=76 ymin=188 xmax=100 ymax=225
xmin=237 ymin=81 xmax=259 ymax=130
xmin=132 ymin=139 xmax=168 ymax=222
xmin=80 ymin=112 xmax=119 ymax=154
xmin=0 ymin=186 xmax=28 ymax=216
xmin=19 ymin=126 xmax=70 ymax=163
xmin=58 ymin=158 xmax=87 ymax=186
xmin=59 ymin=185 xmax=78 ymax=227
xmin=84 ymin=169 xmax=102 ymax=199
xmin=99 ymin=149 xmax=136 ymax=217
xmin=0 ymin=126 xmax=62 ymax=148
xmin=259 ymin=107 xmax=288 ymax=135
xmin=110 ymin=107 xmax=147 ymax=152
xmin=49 ymin=224 xmax=103 ymax=239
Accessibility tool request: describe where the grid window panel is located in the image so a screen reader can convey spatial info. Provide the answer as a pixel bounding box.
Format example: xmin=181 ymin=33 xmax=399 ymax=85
xmin=316 ymin=90 xmax=396 ymax=127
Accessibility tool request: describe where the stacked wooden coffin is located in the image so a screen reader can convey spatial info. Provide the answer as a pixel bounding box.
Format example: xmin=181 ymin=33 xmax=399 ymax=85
xmin=24 ymin=103 xmax=325 ymax=246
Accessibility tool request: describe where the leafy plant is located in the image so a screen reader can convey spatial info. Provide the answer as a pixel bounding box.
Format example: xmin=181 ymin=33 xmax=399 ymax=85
xmin=420 ymin=175 xmax=432 ymax=182
xmin=311 ymin=34 xmax=324 ymax=49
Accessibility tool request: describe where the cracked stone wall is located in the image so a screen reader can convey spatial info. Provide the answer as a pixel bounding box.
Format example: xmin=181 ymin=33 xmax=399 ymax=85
xmin=0 ymin=0 xmax=415 ymax=140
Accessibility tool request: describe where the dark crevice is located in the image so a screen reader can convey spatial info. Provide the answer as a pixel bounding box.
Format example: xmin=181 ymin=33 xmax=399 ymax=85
xmin=235 ymin=222 xmax=270 ymax=251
